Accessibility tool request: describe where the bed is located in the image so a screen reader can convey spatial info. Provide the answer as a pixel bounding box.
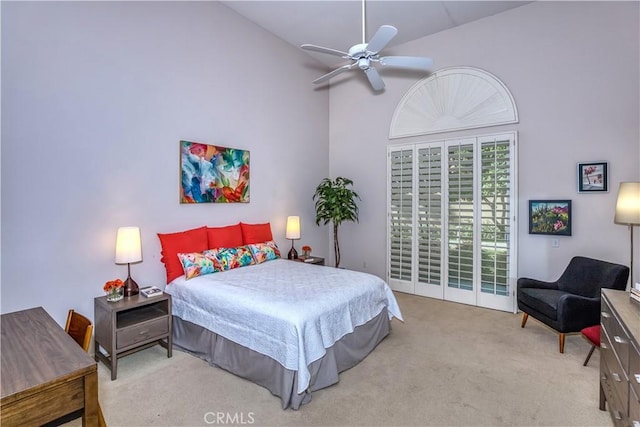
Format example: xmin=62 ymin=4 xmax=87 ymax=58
xmin=164 ymin=258 xmax=402 ymax=409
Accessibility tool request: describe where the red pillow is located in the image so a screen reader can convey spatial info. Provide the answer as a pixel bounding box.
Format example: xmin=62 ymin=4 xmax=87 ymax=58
xmin=207 ymin=223 xmax=243 ymax=249
xmin=158 ymin=226 xmax=208 ymax=283
xmin=240 ymin=222 xmax=273 ymax=245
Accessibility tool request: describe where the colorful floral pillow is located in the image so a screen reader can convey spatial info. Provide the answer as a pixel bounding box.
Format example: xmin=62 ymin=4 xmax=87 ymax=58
xmin=214 ymin=246 xmax=256 ymax=271
xmin=177 ymin=251 xmax=222 ymax=280
xmin=247 ymin=240 xmax=281 ymax=264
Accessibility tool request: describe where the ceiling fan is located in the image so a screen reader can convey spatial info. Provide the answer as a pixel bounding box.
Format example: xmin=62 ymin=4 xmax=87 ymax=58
xmin=301 ymin=0 xmax=434 ymax=91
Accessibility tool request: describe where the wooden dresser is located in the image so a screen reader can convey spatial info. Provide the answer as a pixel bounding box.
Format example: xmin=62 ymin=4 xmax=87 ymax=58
xmin=600 ymin=289 xmax=640 ymax=427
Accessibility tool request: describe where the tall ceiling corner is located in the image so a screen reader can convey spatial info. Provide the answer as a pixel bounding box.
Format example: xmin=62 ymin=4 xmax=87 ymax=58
xmin=389 ymin=67 xmax=519 ymax=139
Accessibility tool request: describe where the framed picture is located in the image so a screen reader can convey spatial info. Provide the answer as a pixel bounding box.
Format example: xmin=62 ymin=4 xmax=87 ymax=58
xmin=180 ymin=140 xmax=250 ymax=203
xmin=578 ymin=161 xmax=608 ymax=192
xmin=528 ymin=200 xmax=572 ymax=236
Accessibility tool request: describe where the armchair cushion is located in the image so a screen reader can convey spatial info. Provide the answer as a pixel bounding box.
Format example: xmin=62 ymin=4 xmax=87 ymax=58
xmin=518 ymin=288 xmax=569 ymax=321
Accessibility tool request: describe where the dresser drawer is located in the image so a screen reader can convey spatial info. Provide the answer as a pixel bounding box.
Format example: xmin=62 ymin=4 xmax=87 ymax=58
xmin=602 ymin=299 xmax=630 ymax=369
xmin=630 ymin=386 xmax=640 ymax=427
xmin=117 ymin=317 xmax=169 ymax=349
xmin=601 ymin=374 xmax=628 ymax=427
xmin=602 ymin=331 xmax=629 ymax=414
xmin=631 ymin=343 xmax=640 ymax=398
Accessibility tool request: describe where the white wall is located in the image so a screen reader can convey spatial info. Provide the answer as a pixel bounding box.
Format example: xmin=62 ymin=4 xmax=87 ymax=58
xmin=329 ymin=2 xmax=640 ymax=284
xmin=1 ymin=2 xmax=330 ymax=325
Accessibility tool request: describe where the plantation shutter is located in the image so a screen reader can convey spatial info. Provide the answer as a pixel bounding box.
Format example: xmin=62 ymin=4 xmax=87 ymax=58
xmin=417 ymin=146 xmax=442 ymax=286
xmin=388 ymin=148 xmax=413 ymax=281
xmin=447 ymin=142 xmax=475 ymax=291
xmin=387 ymin=132 xmax=516 ymax=312
xmin=480 ymin=137 xmax=512 ymax=296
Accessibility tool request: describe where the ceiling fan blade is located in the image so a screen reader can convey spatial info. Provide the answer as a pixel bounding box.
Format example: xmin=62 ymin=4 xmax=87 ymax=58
xmin=364 ymin=67 xmax=385 ymax=91
xmin=301 ymin=44 xmax=349 ymax=58
xmin=366 ymin=25 xmax=398 ymax=54
xmin=379 ymin=56 xmax=434 ymax=70
xmin=313 ymin=64 xmax=355 ymax=85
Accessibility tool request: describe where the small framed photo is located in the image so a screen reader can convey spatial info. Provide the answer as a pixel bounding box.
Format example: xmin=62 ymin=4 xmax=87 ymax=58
xmin=578 ymin=161 xmax=608 ymax=192
xmin=529 ymin=200 xmax=572 ymax=236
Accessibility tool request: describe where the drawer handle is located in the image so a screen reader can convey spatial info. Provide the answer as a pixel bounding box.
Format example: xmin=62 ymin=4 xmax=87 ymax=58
xmin=613 ymin=411 xmax=623 ymax=421
xmin=601 ymin=312 xmax=610 ymax=318
xmin=601 ymin=373 xmax=608 ymax=381
xmin=612 ymin=372 xmax=622 ymax=382
xmin=635 ymin=374 xmax=640 ymax=384
xmin=139 ymin=330 xmax=149 ymax=335
xmin=632 ymin=421 xmax=640 ymax=427
xmin=613 ymin=335 xmax=626 ymax=344
xmin=601 ymin=343 xmax=608 ymax=350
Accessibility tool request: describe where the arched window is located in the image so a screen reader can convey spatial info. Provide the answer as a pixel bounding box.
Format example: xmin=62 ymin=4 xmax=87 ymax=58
xmin=389 ymin=67 xmax=518 ymax=138
xmin=387 ymin=67 xmax=518 ymax=312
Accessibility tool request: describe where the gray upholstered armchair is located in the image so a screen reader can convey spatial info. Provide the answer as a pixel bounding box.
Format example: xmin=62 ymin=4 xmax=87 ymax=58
xmin=517 ymin=256 xmax=628 ymax=353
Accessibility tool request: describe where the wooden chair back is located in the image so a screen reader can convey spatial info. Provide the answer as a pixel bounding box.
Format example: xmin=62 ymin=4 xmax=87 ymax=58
xmin=64 ymin=309 xmax=106 ymax=426
xmin=64 ymin=309 xmax=93 ymax=353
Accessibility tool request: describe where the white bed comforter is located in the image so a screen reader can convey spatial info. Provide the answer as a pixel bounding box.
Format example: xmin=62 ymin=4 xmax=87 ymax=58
xmin=165 ymin=259 xmax=402 ymax=394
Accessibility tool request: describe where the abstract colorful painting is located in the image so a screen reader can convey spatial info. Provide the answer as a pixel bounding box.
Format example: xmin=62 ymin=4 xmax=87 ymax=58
xmin=180 ymin=140 xmax=250 ymax=203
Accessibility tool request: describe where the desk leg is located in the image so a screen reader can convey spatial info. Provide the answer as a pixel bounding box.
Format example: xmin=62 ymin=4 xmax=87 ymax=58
xmin=82 ymin=370 xmax=99 ymax=427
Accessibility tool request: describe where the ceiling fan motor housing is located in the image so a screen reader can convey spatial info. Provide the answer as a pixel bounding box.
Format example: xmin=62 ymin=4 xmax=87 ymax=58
xmin=348 ymin=43 xmax=368 ymax=58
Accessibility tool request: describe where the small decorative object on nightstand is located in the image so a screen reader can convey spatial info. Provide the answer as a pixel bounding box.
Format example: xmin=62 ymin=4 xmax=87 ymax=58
xmin=294 ymin=256 xmax=325 ymax=266
xmin=301 ymin=245 xmax=312 ymax=257
xmin=104 ymin=279 xmax=125 ymax=302
xmin=94 ymin=292 xmax=172 ymax=380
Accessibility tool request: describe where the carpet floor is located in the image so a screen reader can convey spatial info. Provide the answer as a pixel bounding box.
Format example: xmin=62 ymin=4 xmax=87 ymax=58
xmin=67 ymin=292 xmax=612 ymax=426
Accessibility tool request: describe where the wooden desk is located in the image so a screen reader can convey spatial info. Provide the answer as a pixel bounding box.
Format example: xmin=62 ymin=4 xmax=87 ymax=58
xmin=1 ymin=307 xmax=99 ymax=426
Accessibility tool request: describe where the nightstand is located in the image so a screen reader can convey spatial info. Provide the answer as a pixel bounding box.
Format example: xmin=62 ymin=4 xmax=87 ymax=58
xmin=94 ymin=293 xmax=172 ymax=380
xmin=292 ymin=256 xmax=325 ymax=266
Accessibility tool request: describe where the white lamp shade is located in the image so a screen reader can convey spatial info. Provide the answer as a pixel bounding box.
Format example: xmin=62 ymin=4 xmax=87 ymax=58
xmin=285 ymin=216 xmax=301 ymax=240
xmin=614 ymin=182 xmax=640 ymax=225
xmin=115 ymin=226 xmax=142 ymax=264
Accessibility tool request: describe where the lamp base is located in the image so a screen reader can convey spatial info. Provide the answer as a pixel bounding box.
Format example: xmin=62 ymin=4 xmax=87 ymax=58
xmin=288 ymin=246 xmax=298 ymax=260
xmin=123 ymin=276 xmax=139 ymax=297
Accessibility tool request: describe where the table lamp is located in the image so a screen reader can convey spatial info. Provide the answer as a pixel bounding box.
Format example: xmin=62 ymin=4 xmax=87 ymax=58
xmin=115 ymin=226 xmax=142 ymax=297
xmin=286 ymin=216 xmax=300 ymax=260
xmin=614 ymin=182 xmax=640 ymax=288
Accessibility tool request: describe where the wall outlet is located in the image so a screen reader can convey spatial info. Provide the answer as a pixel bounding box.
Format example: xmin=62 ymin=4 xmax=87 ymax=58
xmin=551 ymin=238 xmax=559 ymax=248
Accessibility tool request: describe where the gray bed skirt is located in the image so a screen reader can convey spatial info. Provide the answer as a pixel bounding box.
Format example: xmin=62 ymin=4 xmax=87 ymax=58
xmin=172 ymin=308 xmax=390 ymax=410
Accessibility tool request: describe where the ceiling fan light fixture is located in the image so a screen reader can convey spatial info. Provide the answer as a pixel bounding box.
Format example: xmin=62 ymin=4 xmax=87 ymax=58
xmin=357 ymin=58 xmax=370 ymax=70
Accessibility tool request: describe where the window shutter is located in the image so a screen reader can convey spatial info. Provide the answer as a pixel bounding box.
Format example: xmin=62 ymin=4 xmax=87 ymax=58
xmin=387 ymin=132 xmax=516 ymax=312
xmin=389 ymin=148 xmax=413 ymax=281
xmin=417 ymin=146 xmax=442 ymax=286
xmin=480 ymin=138 xmax=511 ymax=296
xmin=447 ymin=143 xmax=474 ymax=290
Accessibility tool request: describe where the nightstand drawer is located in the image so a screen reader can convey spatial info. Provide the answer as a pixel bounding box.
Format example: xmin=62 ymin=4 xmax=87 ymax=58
xmin=117 ymin=317 xmax=169 ymax=349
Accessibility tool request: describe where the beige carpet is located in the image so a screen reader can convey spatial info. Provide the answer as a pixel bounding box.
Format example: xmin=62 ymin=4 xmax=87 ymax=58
xmin=68 ymin=292 xmax=612 ymax=426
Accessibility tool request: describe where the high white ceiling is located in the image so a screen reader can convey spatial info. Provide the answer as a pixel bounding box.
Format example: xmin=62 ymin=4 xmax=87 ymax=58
xmin=221 ymin=1 xmax=532 ymax=67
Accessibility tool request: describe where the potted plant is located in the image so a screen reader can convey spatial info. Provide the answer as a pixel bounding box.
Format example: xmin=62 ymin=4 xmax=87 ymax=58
xmin=313 ymin=177 xmax=360 ymax=268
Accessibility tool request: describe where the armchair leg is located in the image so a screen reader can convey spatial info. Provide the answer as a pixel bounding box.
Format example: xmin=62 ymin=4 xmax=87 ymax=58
xmin=520 ymin=312 xmax=528 ymax=328
xmin=559 ymin=333 xmax=565 ymax=353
